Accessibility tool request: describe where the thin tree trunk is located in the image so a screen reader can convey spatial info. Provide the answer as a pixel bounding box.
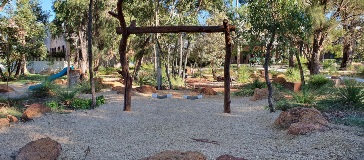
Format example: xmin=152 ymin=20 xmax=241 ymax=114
xmin=109 ymin=0 xmax=132 ymax=111
xmin=182 ymin=41 xmax=190 ymax=81
xmin=288 ymin=49 xmax=295 ymax=67
xmin=166 ymin=47 xmax=172 ymax=89
xmin=178 ymin=33 xmax=183 ymax=77
xmin=88 ymin=0 xmax=96 ymax=108
xmin=20 ymin=54 xmax=27 ymax=76
xmin=265 ymin=28 xmax=276 ymax=113
xmin=237 ymin=44 xmax=240 ymax=68
xmin=297 ymin=42 xmax=305 ymax=85
xmin=14 ymin=60 xmax=21 ymax=78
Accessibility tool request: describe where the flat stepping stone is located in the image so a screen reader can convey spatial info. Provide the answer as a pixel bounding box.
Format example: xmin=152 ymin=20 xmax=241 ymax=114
xmin=152 ymin=93 xmax=172 ymax=99
xmin=183 ymin=95 xmax=203 ymax=100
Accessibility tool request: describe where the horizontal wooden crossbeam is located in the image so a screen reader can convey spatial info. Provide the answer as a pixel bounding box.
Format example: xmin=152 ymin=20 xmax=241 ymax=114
xmin=116 ymin=25 xmax=236 ymax=34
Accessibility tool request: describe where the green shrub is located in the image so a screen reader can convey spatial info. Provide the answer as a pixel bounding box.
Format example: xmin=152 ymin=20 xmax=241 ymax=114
xmin=322 ymin=59 xmax=337 ymax=74
xmin=335 ymin=80 xmax=364 ymax=109
xmin=234 ymin=79 xmax=266 ymax=97
xmin=53 ymin=87 xmax=79 ymax=103
xmin=71 ymin=96 xmax=106 ymax=110
xmin=98 ymin=66 xmax=117 ymax=75
xmin=45 ymin=101 xmax=64 ymax=112
xmin=307 ymin=74 xmax=332 ymax=89
xmin=285 ymin=67 xmax=301 ymax=82
xmin=237 ymin=65 xmax=253 ymax=83
xmin=29 ymin=79 xmax=58 ymax=98
xmin=78 ymin=80 xmax=104 ymax=93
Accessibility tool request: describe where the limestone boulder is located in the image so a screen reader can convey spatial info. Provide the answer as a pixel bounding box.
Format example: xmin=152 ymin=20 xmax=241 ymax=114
xmin=21 ymin=103 xmax=51 ymax=120
xmin=142 ymin=150 xmax=206 ymax=160
xmin=250 ymin=88 xmax=268 ymax=101
xmin=200 ymin=87 xmax=217 ymax=95
xmin=0 ymin=84 xmax=15 ymax=93
xmin=216 ymin=154 xmax=247 ymax=160
xmin=136 ymin=85 xmax=157 ymax=94
xmin=0 ymin=118 xmax=10 ymax=128
xmin=16 ymin=137 xmax=62 ymax=160
xmin=274 ymin=108 xmax=329 ymax=135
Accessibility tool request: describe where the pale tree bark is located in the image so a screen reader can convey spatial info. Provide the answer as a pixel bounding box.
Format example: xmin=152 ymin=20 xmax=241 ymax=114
xmin=78 ymin=30 xmax=88 ymax=74
xmin=310 ymin=30 xmax=325 ymax=75
xmin=178 ymin=33 xmax=183 ymax=77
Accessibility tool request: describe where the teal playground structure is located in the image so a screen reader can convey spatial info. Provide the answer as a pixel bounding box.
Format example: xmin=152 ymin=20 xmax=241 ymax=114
xmin=28 ymin=66 xmax=74 ymax=90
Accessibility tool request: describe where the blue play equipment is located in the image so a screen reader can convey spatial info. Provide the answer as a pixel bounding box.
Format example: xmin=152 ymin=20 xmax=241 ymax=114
xmin=28 ymin=66 xmax=74 ymax=90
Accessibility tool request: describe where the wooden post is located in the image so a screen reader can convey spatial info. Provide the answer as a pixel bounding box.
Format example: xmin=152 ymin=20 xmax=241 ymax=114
xmin=109 ymin=0 xmax=132 ymax=111
xmin=223 ymin=19 xmax=232 ymax=113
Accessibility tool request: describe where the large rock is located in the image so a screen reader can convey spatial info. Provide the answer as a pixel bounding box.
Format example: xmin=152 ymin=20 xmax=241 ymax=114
xmin=142 ymin=150 xmax=206 ymax=160
xmin=7 ymin=115 xmax=18 ymax=122
xmin=16 ymin=137 xmax=62 ymax=160
xmin=136 ymin=85 xmax=157 ymax=93
xmin=200 ymin=87 xmax=217 ymax=95
xmin=216 ymin=154 xmax=247 ymax=160
xmin=21 ymin=103 xmax=51 ymax=120
xmin=272 ymin=77 xmax=287 ymax=86
xmin=0 ymin=84 xmax=15 ymax=93
xmin=250 ymin=88 xmax=268 ymax=101
xmin=0 ymin=118 xmax=10 ymax=128
xmin=274 ymin=108 xmax=329 ymax=135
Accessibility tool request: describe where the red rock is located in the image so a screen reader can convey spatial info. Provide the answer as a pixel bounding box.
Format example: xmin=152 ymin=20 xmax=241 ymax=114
xmin=250 ymin=88 xmax=268 ymax=101
xmin=200 ymin=87 xmax=217 ymax=95
xmin=0 ymin=118 xmax=10 ymax=127
xmin=274 ymin=108 xmax=329 ymax=135
xmin=21 ymin=103 xmax=51 ymax=120
xmin=7 ymin=115 xmax=18 ymax=123
xmin=216 ymin=154 xmax=247 ymax=160
xmin=16 ymin=137 xmax=62 ymax=160
xmin=272 ymin=77 xmax=287 ymax=86
xmin=0 ymin=84 xmax=15 ymax=93
xmin=142 ymin=150 xmax=206 ymax=160
xmin=136 ymin=85 xmax=157 ymax=93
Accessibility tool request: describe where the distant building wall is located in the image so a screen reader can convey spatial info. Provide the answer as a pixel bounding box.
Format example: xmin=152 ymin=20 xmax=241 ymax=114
xmin=27 ymin=59 xmax=68 ymax=74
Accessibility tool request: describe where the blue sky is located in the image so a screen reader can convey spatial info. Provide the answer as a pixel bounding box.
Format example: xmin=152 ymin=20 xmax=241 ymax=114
xmin=40 ymin=0 xmax=54 ymax=21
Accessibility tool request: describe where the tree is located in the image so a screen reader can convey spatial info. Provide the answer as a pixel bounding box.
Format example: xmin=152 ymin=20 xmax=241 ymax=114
xmin=337 ymin=0 xmax=364 ymax=69
xmin=87 ymin=0 xmax=96 ymax=108
xmin=248 ymin=0 xmax=311 ymax=112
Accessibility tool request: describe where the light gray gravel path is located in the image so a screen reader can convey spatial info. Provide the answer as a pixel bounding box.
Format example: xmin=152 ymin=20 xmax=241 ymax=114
xmin=1 ymin=92 xmax=364 ymax=160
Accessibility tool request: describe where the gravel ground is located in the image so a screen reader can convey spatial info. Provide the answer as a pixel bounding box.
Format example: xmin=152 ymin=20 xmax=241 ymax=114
xmin=1 ymin=91 xmax=364 ymax=160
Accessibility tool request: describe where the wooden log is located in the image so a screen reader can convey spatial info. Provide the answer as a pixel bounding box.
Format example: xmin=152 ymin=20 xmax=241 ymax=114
xmin=116 ymin=25 xmax=236 ymax=34
xmin=223 ymin=19 xmax=232 ymax=114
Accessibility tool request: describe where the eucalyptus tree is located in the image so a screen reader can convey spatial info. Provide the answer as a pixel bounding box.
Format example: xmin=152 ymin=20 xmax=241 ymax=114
xmin=336 ymin=0 xmax=364 ymax=69
xmin=0 ymin=0 xmax=47 ymax=78
xmin=248 ymin=0 xmax=311 ymax=112
xmin=53 ymin=0 xmax=89 ymax=74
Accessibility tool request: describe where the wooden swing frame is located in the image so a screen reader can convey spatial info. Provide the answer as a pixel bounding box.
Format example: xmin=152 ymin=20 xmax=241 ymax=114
xmin=109 ymin=0 xmax=235 ymax=113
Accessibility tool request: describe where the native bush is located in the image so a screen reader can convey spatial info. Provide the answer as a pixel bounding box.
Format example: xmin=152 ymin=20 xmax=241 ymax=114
xmin=285 ymin=67 xmax=300 ymax=82
xmin=335 ymin=80 xmax=364 ymax=109
xmin=233 ymin=79 xmax=266 ymax=97
xmin=307 ymin=74 xmax=332 ymax=89
xmin=237 ymin=65 xmax=254 ymax=83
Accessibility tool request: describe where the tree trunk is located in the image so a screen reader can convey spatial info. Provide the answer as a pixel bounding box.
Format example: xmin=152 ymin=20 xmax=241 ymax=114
xmin=182 ymin=41 xmax=190 ymax=81
xmin=237 ymin=44 xmax=240 ymax=68
xmin=297 ymin=42 xmax=305 ymax=85
xmin=178 ymin=33 xmax=183 ymax=77
xmin=265 ymin=28 xmax=276 ymax=113
xmin=223 ymin=19 xmax=232 ymax=114
xmin=14 ymin=60 xmax=21 ymax=78
xmin=310 ymin=31 xmax=324 ymax=75
xmin=20 ymin=54 xmax=27 ymax=76
xmin=340 ymin=38 xmax=353 ymax=69
xmin=288 ymin=49 xmax=295 ymax=67
xmin=166 ymin=47 xmax=172 ymax=89
xmin=79 ymin=30 xmax=88 ymax=74
xmin=88 ymin=0 xmax=96 ymax=109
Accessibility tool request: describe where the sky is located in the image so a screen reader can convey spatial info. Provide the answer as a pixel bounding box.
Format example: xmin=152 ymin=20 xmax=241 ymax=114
xmin=40 ymin=0 xmax=55 ymax=21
